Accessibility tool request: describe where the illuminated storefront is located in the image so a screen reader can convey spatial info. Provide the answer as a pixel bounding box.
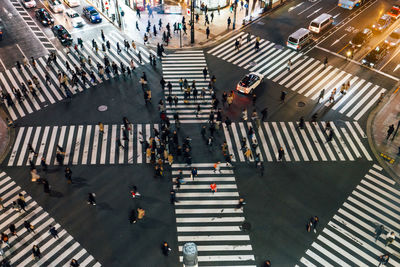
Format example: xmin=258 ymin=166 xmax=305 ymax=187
xmin=126 ymin=0 xmax=162 ymax=11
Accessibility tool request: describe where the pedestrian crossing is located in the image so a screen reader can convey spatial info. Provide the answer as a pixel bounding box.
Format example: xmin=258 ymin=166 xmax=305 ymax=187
xmin=162 ymin=50 xmax=212 ymax=123
xmin=0 ymin=171 xmax=100 ymax=266
xmin=0 ymin=33 xmax=156 ymax=121
xmin=7 ymin=123 xmax=163 ymax=166
xmin=208 ymin=32 xmax=387 ymax=121
xmin=10 ymin=0 xmax=57 ymax=53
xmin=297 ymin=164 xmax=400 ymax=267
xmin=223 ymin=121 xmax=372 ymax=162
xmin=171 ymin=163 xmax=256 ymax=266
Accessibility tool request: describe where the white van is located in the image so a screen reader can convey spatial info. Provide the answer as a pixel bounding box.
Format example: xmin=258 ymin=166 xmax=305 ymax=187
xmin=309 ymin=13 xmax=333 ymax=33
xmin=287 ymin=28 xmax=312 ymax=51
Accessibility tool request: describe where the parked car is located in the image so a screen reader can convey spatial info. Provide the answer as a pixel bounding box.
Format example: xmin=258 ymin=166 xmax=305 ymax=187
xmin=372 ymin=14 xmax=392 ymax=32
xmin=35 ymin=8 xmax=54 ymax=26
xmin=20 ymin=0 xmax=36 ymax=8
xmin=64 ymin=0 xmax=80 ymax=7
xmin=385 ymin=28 xmax=400 ymax=47
xmin=83 ymin=6 xmax=102 ymax=23
xmin=51 ymin=25 xmax=72 ymax=46
xmin=349 ymin=28 xmax=373 ymax=48
xmin=64 ymin=9 xmax=84 ymax=28
xmin=47 ymin=0 xmax=64 ymax=13
xmin=362 ymin=45 xmax=388 ymax=68
xmin=236 ymin=73 xmax=264 ymax=94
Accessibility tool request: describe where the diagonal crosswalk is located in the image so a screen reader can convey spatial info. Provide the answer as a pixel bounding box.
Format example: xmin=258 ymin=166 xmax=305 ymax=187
xmin=223 ymin=121 xmax=372 ymax=162
xmin=171 ymin=163 xmax=256 ymax=266
xmin=208 ymin=32 xmax=387 ymax=121
xmin=0 ymin=32 xmax=156 ymax=121
xmin=0 ymin=171 xmax=100 ymax=266
xmin=297 ymin=164 xmax=400 ymax=267
xmin=162 ymin=50 xmax=212 ymax=123
xmin=7 ymin=123 xmax=164 ymax=166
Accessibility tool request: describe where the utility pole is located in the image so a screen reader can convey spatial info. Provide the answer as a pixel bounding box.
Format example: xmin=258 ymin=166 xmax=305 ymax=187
xmin=115 ymin=0 xmax=122 ymax=28
xmin=190 ymin=0 xmax=195 ymax=43
xmin=233 ymin=0 xmax=237 ymax=30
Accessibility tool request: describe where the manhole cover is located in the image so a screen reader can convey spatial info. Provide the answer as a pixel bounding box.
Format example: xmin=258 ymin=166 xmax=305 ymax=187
xmin=297 ymin=101 xmax=306 ymax=107
xmin=274 ymin=44 xmax=284 ymax=50
xmin=256 ymin=21 xmax=265 ymax=25
xmin=98 ymin=105 xmax=108 ymax=112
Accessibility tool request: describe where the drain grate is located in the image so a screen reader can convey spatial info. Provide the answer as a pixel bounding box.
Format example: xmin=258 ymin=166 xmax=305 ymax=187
xmin=297 ymin=101 xmax=306 ymax=107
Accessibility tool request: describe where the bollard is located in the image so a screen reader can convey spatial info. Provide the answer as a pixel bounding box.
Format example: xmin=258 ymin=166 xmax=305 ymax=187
xmin=182 ymin=242 xmax=198 ymax=267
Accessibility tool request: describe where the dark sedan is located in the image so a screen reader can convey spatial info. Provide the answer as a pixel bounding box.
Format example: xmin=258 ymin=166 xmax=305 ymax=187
xmin=51 ymin=25 xmax=72 ymax=46
xmin=35 ymin=8 xmax=54 ymax=26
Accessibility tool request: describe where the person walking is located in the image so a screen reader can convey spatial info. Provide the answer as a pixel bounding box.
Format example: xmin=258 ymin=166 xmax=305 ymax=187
xmin=49 ymin=225 xmax=59 ymax=238
xmin=41 ymin=157 xmax=47 ymax=172
xmin=9 ymin=224 xmax=17 ymax=237
xmin=129 ymin=209 xmax=137 ymax=224
xmin=161 ymin=241 xmax=172 ymax=256
xmin=227 ymin=17 xmax=231 ymax=29
xmin=378 ymin=254 xmax=390 ymax=266
xmin=24 ymin=220 xmax=35 ymax=233
xmin=210 ymin=182 xmax=217 ymax=193
xmin=385 ymin=231 xmax=395 ymax=246
xmin=213 ymin=161 xmax=221 ymax=173
xmin=43 ymin=178 xmax=50 ymax=194
xmin=206 ymin=27 xmax=210 ymax=39
xmin=280 ymin=91 xmax=287 ymax=103
xmin=137 ymin=207 xmax=145 ymax=220
xmin=17 ymin=193 xmax=27 ymax=211
xmin=87 ymin=193 xmax=96 ymax=206
xmin=318 ymin=89 xmax=325 ymax=103
xmin=278 ymin=147 xmax=285 ymax=161
xmin=311 ymin=216 xmax=319 ymax=233
xmin=1 ymin=233 xmax=10 ymax=247
xmin=258 ymin=161 xmax=264 ymax=176
xmin=202 ymin=67 xmax=208 ymax=80
xmin=299 ymin=116 xmax=305 ymax=129
xmin=387 ymin=124 xmax=395 ymax=139
xmin=170 ymin=189 xmax=177 ymax=204
xmin=65 ymin=167 xmax=72 ymax=184
xmin=32 ymin=245 xmax=41 ymax=260
xmin=327 ymin=129 xmax=334 ymax=142
xmin=70 ymin=259 xmax=80 ymax=267
xmin=375 ymin=225 xmax=384 ymax=242
xmin=261 ymin=107 xmax=268 ymax=121
xmin=287 ymin=59 xmax=292 ymax=71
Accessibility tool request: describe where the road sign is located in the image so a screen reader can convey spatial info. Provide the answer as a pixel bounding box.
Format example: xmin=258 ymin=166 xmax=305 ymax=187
xmin=187 ymin=8 xmax=191 ymax=15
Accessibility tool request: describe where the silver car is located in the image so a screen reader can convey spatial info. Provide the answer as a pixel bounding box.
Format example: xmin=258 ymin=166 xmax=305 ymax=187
xmin=385 ymin=28 xmax=400 ymax=47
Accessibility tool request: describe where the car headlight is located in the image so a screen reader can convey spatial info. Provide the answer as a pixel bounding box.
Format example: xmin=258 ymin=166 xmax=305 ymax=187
xmin=42 ymin=20 xmax=47 ymax=24
xmin=369 ymin=63 xmax=374 ymax=67
xmin=362 ymin=59 xmax=366 ymax=63
xmin=372 ymin=24 xmax=376 ymax=28
xmin=91 ymin=16 xmax=96 ymax=20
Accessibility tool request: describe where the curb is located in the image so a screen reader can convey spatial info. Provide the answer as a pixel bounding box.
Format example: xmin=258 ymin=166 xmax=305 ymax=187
xmin=367 ymin=82 xmax=400 ymax=184
xmin=0 ymin=107 xmax=14 ymax=165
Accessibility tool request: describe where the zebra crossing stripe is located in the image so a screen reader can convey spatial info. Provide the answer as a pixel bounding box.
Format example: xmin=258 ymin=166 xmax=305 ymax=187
xmin=314 ymin=123 xmax=336 ymax=161
xmin=0 ymin=172 xmax=101 ymax=266
xmin=305 ymin=122 xmax=327 ymax=161
xmin=209 ymin=34 xmax=389 ymax=121
xmin=271 ymin=122 xmax=290 ymax=161
xmin=288 ymin=122 xmax=309 ymax=161
xmin=207 ymin=32 xmax=246 ymax=54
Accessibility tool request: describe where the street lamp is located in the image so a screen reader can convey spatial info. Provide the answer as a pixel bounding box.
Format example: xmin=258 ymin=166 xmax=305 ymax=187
xmin=233 ymin=0 xmax=237 ymax=30
xmin=190 ymin=0 xmax=195 ymax=44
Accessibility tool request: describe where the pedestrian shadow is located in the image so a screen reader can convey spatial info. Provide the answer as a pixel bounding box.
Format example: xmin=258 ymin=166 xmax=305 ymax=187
xmin=96 ymin=202 xmax=114 ymax=211
xmin=71 ymin=177 xmax=89 ymax=188
xmin=49 ymin=190 xmax=63 ymax=198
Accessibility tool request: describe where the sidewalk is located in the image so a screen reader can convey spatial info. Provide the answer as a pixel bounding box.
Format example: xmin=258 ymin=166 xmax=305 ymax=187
xmin=88 ymin=0 xmax=266 ymax=48
xmin=369 ymin=84 xmax=400 ymax=182
xmin=0 ymin=109 xmax=12 ymax=163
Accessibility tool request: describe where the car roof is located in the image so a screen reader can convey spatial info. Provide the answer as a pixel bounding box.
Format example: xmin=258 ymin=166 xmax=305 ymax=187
xmin=65 ymin=9 xmax=77 ymax=15
xmin=393 ymin=28 xmax=400 ymax=34
xmin=85 ymin=6 xmax=95 ymax=10
xmin=380 ymin=14 xmax=391 ymax=20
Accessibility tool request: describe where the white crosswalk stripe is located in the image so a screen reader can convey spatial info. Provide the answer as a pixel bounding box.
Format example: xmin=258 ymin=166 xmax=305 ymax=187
xmin=298 ymin=165 xmax=400 ymax=267
xmin=172 ymin=164 xmax=256 ymax=266
xmin=7 ymin=123 xmax=163 ymax=166
xmin=0 ymin=172 xmax=100 ymax=266
xmin=222 ymin=121 xmax=372 ymax=162
xmin=162 ymin=50 xmax=212 ymax=123
xmin=208 ymin=32 xmax=388 ymax=121
xmin=0 ymin=32 xmax=156 ymax=121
